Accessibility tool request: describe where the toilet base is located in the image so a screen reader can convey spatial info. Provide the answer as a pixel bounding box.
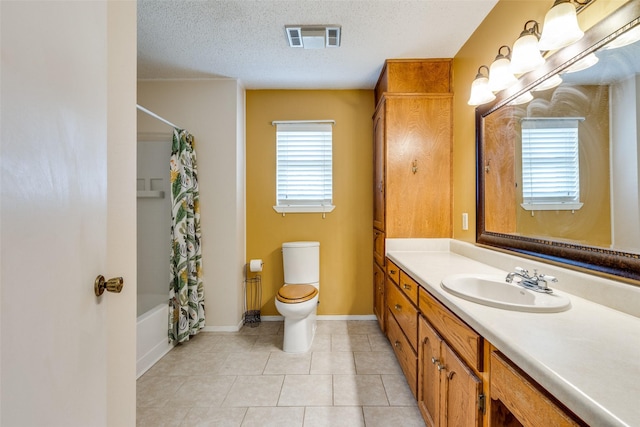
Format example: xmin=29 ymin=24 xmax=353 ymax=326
xmin=282 ymin=311 xmax=317 ymax=353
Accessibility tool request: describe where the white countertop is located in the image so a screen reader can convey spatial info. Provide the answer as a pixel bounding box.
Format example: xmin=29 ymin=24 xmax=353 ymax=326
xmin=387 ymin=242 xmax=640 ymax=427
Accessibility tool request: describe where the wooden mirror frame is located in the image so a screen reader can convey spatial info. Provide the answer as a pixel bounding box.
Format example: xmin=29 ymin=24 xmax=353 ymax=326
xmin=476 ymin=0 xmax=640 ymax=284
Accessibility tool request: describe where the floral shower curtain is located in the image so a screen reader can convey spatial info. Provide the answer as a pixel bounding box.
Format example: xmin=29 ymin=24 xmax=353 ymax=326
xmin=169 ymin=128 xmax=205 ymax=343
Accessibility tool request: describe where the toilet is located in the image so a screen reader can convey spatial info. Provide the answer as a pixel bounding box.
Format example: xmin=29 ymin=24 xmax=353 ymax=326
xmin=275 ymin=241 xmax=320 ymax=353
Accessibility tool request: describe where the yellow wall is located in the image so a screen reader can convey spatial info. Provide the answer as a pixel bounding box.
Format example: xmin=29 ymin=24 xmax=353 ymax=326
xmin=452 ymin=0 xmax=627 ymax=242
xmin=246 ymin=90 xmax=374 ymax=316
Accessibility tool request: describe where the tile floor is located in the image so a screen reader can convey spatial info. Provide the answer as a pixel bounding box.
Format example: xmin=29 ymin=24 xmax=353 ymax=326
xmin=137 ymin=320 xmax=426 ymax=426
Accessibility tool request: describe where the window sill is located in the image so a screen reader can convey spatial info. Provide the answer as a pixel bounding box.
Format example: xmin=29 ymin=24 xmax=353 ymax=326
xmin=273 ymin=205 xmax=336 ymax=214
xmin=520 ymin=202 xmax=583 ymax=211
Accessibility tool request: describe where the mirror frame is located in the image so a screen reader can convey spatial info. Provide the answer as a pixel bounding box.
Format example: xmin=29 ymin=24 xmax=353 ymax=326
xmin=476 ymin=0 xmax=640 ymax=284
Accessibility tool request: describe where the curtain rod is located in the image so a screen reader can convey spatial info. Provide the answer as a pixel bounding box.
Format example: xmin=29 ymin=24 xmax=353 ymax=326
xmin=271 ymin=120 xmax=335 ymax=126
xmin=136 ymin=104 xmax=181 ymax=129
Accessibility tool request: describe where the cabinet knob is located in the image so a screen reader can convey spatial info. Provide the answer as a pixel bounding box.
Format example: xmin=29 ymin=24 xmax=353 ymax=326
xmin=403 ymin=284 xmax=411 ymax=290
xmin=390 ymin=269 xmax=397 ymax=274
xmin=437 ymin=363 xmax=446 ymax=372
xmin=394 ymin=304 xmax=402 ymax=311
xmin=394 ymin=340 xmax=401 ymax=348
xmin=431 ymin=357 xmax=439 ymax=365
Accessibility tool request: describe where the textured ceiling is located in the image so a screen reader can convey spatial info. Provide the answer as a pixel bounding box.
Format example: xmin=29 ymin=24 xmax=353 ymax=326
xmin=137 ymin=0 xmax=499 ymax=89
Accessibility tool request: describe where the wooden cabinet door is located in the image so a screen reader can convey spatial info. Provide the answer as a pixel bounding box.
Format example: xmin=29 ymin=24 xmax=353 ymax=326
xmin=418 ymin=316 xmax=442 ymax=427
xmin=440 ymin=342 xmax=482 ymax=427
xmin=385 ymin=95 xmax=452 ymax=238
xmin=373 ymin=101 xmax=386 ymax=231
xmin=373 ymin=263 xmax=385 ymax=332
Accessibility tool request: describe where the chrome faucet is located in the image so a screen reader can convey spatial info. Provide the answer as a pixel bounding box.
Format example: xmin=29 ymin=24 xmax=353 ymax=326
xmin=505 ymin=267 xmax=557 ymax=293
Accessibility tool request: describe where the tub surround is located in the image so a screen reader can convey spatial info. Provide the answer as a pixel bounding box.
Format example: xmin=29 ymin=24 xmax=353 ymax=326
xmin=386 ymin=238 xmax=640 ymax=427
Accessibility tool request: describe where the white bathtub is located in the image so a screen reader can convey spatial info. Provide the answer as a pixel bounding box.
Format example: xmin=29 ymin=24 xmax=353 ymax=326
xmin=137 ymin=293 xmax=173 ymax=378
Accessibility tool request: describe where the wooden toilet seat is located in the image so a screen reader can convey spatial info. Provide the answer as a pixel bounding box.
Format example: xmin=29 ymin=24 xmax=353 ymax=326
xmin=276 ymin=284 xmax=318 ymax=304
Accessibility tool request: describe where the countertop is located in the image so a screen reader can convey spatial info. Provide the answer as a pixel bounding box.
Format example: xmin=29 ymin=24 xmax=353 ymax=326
xmin=387 ymin=248 xmax=640 ymax=427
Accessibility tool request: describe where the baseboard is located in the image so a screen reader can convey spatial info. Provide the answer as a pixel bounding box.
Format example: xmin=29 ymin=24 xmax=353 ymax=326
xmin=137 ymin=340 xmax=174 ymax=379
xmin=202 ymin=318 xmax=245 ymax=332
xmin=260 ymin=314 xmax=376 ymax=321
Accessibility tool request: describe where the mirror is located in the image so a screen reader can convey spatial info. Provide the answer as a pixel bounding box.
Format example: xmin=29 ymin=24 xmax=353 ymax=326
xmin=477 ymin=1 xmax=640 ymax=284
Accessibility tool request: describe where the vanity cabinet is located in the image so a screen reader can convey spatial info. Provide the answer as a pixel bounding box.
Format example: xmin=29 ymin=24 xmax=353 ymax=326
xmin=373 ymin=263 xmax=385 ymax=331
xmin=372 ymin=59 xmax=453 ymax=332
xmin=386 ymin=256 xmax=589 ymax=427
xmin=385 ymin=259 xmax=418 ymax=396
xmin=490 ymin=351 xmax=586 ymax=427
xmin=418 ymin=288 xmax=483 ymax=427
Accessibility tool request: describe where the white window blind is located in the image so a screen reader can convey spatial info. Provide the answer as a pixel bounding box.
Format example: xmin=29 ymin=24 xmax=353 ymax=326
xmin=274 ymin=121 xmax=334 ymax=213
xmin=521 ymin=117 xmax=583 ymax=211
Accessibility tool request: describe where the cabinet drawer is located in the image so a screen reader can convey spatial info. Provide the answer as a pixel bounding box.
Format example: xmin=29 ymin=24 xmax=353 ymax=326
xmin=399 ymin=271 xmax=419 ymax=306
xmin=491 ymin=352 xmax=584 ymax=427
xmin=419 ymin=287 xmax=483 ymax=372
xmin=386 ymin=259 xmax=400 ymax=285
xmin=386 ymin=278 xmax=418 ymax=351
xmin=387 ymin=312 xmax=418 ymax=398
xmin=373 ymin=229 xmax=385 ymax=267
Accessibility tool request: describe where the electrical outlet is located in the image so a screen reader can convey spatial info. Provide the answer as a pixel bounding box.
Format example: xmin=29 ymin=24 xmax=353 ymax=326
xmin=462 ymin=213 xmax=469 ymax=230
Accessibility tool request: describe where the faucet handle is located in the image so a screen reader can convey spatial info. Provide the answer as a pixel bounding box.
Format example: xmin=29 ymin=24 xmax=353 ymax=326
xmin=515 ymin=266 xmax=528 ymax=275
xmin=539 ymin=274 xmax=558 ymax=283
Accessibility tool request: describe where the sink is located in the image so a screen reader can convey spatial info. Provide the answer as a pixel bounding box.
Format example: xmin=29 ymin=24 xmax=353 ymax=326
xmin=440 ymin=274 xmax=571 ymax=313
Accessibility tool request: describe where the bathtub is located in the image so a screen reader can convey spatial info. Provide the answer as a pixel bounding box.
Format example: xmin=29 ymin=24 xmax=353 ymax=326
xmin=137 ymin=293 xmax=174 ymax=378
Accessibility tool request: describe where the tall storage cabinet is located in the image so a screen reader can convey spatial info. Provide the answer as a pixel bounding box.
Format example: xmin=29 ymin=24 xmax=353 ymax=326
xmin=372 ymin=59 xmax=453 ymax=332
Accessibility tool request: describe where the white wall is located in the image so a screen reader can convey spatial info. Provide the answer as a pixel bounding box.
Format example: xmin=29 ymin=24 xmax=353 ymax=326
xmin=610 ymin=74 xmax=640 ymax=251
xmin=137 ymin=80 xmax=246 ymax=330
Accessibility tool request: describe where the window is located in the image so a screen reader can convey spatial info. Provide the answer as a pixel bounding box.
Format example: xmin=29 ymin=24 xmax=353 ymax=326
xmin=273 ymin=121 xmax=335 ymax=214
xmin=521 ymin=117 xmax=584 ymax=211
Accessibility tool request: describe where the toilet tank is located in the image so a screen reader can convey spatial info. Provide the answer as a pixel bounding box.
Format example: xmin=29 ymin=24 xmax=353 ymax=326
xmin=282 ymin=241 xmax=320 ymax=285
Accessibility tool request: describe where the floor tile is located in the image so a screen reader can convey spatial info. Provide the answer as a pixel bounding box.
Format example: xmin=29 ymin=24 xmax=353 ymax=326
xmin=137 ymin=405 xmax=190 ymax=427
xmin=347 ymin=320 xmax=383 ymax=335
xmin=310 ymin=351 xmax=356 ymax=374
xmin=353 ymin=351 xmax=403 ymax=374
xmin=331 ymin=334 xmax=372 ymax=351
xmin=362 ymin=406 xmax=426 ymax=427
xmin=170 ymin=375 xmax=237 ymax=408
xmin=382 ymin=374 xmax=418 ymax=406
xmin=333 ymin=374 xmax=389 ymax=406
xmin=222 ymin=375 xmax=284 ymax=407
xmin=241 ymin=406 xmax=304 ymax=427
xmin=303 ymin=406 xmax=365 ymax=427
xmin=251 ymin=334 xmax=283 ymax=352
xmin=137 ymin=375 xmax=187 ymax=407
xmin=278 ymin=374 xmax=333 ymax=406
xmin=263 ymin=352 xmax=311 ymax=374
xmin=309 ymin=333 xmax=331 ymax=352
xmin=180 ymin=407 xmax=247 ymax=427
xmin=315 ymin=320 xmax=348 ymax=335
xmin=144 ymin=350 xmax=229 ymax=377
xmin=137 ymin=320 xmax=427 ymax=427
xmin=218 ymin=351 xmax=270 ymax=375
xmin=209 ymin=335 xmax=258 ymax=352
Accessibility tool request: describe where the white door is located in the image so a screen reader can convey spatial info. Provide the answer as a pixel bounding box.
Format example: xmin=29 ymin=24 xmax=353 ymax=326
xmin=1 ymin=1 xmax=137 ymax=426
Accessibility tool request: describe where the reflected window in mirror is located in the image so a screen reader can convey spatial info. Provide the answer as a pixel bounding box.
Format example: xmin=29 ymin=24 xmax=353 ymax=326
xmin=521 ymin=117 xmax=584 ymax=212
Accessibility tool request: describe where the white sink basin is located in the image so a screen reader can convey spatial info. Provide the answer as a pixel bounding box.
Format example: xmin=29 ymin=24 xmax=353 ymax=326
xmin=440 ymin=274 xmax=571 ymax=313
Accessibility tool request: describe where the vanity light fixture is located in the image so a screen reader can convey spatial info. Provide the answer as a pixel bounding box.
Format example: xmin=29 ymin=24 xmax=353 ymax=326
xmin=604 ymin=24 xmax=640 ymax=50
xmin=531 ymin=73 xmax=563 ymax=92
xmin=510 ymin=21 xmax=546 ymax=75
xmin=488 ymin=46 xmax=518 ymax=92
xmin=564 ymin=52 xmax=598 ymax=73
xmin=508 ymin=91 xmax=534 ymax=106
xmin=538 ymin=0 xmax=589 ymax=51
xmin=468 ymin=65 xmax=496 ymax=106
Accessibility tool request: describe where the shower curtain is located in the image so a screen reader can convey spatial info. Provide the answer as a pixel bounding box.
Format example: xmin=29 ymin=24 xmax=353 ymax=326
xmin=169 ymin=128 xmax=205 ymax=343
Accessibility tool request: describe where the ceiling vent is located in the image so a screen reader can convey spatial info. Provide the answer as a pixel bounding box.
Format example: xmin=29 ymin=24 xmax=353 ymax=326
xmin=286 ymin=26 xmax=341 ymax=49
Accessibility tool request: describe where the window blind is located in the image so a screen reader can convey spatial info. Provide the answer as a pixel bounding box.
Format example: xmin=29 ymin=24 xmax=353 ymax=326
xmin=521 ymin=118 xmax=583 ymax=209
xmin=275 ymin=122 xmax=333 ymax=207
